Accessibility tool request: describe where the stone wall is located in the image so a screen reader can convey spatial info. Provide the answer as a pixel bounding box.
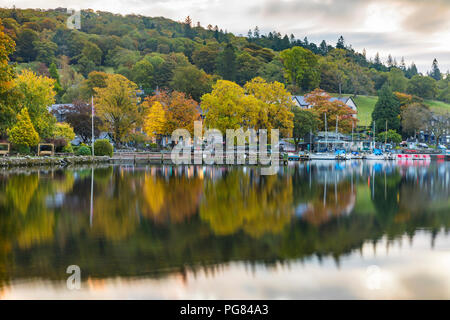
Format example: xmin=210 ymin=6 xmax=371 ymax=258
xmin=0 ymin=156 xmax=111 ymax=167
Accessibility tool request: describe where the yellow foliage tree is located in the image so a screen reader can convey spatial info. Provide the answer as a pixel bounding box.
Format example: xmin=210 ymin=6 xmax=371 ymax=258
xmin=143 ymin=101 xmax=166 ymax=139
xmin=14 ymin=69 xmax=56 ymax=138
xmin=53 ymin=122 xmax=75 ymax=144
xmin=94 ymin=74 xmax=141 ymax=144
xmin=7 ymin=107 xmax=40 ymax=147
xmin=201 ymin=80 xmax=261 ymax=132
xmin=244 ymin=77 xmax=294 ymax=137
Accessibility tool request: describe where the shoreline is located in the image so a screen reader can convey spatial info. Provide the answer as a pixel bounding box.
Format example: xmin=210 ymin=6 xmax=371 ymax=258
xmin=0 ymin=156 xmax=111 ymax=167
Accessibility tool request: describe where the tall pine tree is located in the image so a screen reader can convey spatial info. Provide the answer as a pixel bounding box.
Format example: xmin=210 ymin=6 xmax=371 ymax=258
xmin=372 ymin=84 xmax=401 ymax=133
xmin=429 ymin=58 xmax=441 ymax=81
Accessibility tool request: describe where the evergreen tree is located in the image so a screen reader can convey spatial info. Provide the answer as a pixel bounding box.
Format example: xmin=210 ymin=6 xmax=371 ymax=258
xmin=429 ymin=58 xmax=441 ymax=81
xmin=336 ymin=35 xmax=345 ymax=49
xmin=216 ymin=43 xmax=237 ymax=81
xmin=405 ymin=62 xmax=418 ymax=79
xmin=319 ymin=40 xmax=328 ymax=55
xmin=7 ymin=107 xmax=40 ymax=148
xmin=49 ymin=62 xmax=62 ymax=92
xmin=372 ymin=84 xmax=401 ymax=132
xmin=400 ymin=57 xmax=406 ymax=72
xmin=374 ymin=52 xmax=382 ymax=70
xmin=253 ymin=26 xmax=260 ymax=39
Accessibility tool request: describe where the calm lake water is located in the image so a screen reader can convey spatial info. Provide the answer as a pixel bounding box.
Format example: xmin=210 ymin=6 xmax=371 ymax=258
xmin=0 ymin=161 xmax=449 ymax=299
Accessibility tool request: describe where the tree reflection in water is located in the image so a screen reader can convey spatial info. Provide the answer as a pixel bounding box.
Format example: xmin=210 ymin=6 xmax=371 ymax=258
xmin=0 ymin=161 xmax=448 ymax=288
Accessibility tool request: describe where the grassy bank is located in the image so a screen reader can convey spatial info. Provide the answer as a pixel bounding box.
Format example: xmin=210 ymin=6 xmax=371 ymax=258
xmin=331 ymin=93 xmax=450 ymax=127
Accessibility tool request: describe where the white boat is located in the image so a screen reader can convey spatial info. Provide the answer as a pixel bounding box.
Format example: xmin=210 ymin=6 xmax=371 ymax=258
xmin=310 ymin=153 xmax=336 ymax=160
xmin=364 ymin=154 xmax=385 ymax=160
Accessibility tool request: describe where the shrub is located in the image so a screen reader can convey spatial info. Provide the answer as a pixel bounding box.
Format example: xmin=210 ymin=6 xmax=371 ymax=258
xmin=62 ymin=144 xmax=74 ymax=153
xmin=76 ymin=145 xmax=91 ymax=156
xmin=94 ymin=139 xmax=113 ymax=157
xmin=14 ymin=144 xmax=31 ymax=155
xmin=8 ymin=107 xmax=40 ymax=148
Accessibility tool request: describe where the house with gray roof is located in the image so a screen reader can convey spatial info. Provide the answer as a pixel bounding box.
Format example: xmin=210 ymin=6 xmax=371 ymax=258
xmin=292 ymin=95 xmax=358 ymax=118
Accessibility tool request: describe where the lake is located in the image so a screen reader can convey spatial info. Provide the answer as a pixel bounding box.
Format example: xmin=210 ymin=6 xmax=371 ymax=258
xmin=0 ymin=161 xmax=449 ymax=299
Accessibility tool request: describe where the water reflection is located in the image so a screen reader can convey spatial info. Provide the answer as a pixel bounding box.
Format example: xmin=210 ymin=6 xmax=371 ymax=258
xmin=0 ymin=161 xmax=449 ymax=298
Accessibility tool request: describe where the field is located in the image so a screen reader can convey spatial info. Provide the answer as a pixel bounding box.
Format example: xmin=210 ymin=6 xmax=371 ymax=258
xmin=332 ymin=93 xmax=450 ymax=127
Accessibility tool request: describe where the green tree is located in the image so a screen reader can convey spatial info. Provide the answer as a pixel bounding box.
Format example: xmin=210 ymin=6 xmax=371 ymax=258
xmin=387 ymin=67 xmax=408 ymax=93
xmin=429 ymin=58 xmax=441 ymax=81
xmin=49 ymin=62 xmax=63 ymax=97
xmin=401 ymin=103 xmax=431 ymax=138
xmin=292 ymin=109 xmax=318 ymax=150
xmin=280 ymin=46 xmax=319 ymax=91
xmin=216 ymin=43 xmax=237 ymax=81
xmin=82 ymin=42 xmax=102 ymax=66
xmin=7 ymin=107 xmax=40 ymax=148
xmin=170 ymin=64 xmax=212 ymax=102
xmin=407 ymin=75 xmax=437 ymax=99
xmin=15 ymin=28 xmax=38 ymax=62
xmin=236 ymin=52 xmax=262 ymax=85
xmin=192 ymin=46 xmax=218 ymax=74
xmin=376 ymin=129 xmax=402 ymax=144
xmin=372 ymin=85 xmax=401 ymax=132
xmin=34 ymin=40 xmax=57 ymax=65
xmin=132 ymin=59 xmax=154 ymax=94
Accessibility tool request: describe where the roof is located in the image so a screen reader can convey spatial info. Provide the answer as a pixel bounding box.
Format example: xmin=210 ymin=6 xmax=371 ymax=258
xmin=329 ymin=97 xmax=348 ymax=104
xmin=48 ymin=104 xmax=74 ymax=114
xmin=292 ymin=96 xmax=309 ymax=106
xmin=292 ymin=95 xmax=357 ymax=109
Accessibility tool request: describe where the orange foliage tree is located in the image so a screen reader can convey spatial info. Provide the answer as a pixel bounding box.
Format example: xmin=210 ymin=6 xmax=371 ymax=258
xmin=305 ymin=89 xmax=357 ymax=133
xmin=143 ymin=90 xmax=201 ymax=135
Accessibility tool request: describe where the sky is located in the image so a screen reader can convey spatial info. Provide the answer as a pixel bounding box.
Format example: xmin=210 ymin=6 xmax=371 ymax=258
xmin=3 ymin=0 xmax=450 ymax=74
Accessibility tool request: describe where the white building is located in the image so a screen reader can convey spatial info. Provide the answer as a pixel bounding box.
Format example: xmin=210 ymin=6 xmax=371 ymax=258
xmin=291 ymin=95 xmax=358 ymax=118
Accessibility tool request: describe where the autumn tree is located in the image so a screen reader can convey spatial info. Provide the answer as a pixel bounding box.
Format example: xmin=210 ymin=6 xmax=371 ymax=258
xmin=94 ymin=74 xmax=141 ymax=144
xmin=305 ymin=89 xmax=357 ymax=133
xmin=0 ymin=19 xmax=17 ymax=137
xmin=14 ymin=69 xmax=56 ymax=139
xmin=201 ymin=80 xmax=260 ymax=132
xmin=52 ymin=122 xmax=76 ymax=146
xmin=244 ymin=77 xmax=294 ymax=137
xmin=145 ymin=90 xmax=200 ymax=135
xmin=143 ymin=101 xmax=166 ymax=139
xmin=7 ymin=107 xmax=40 ymax=148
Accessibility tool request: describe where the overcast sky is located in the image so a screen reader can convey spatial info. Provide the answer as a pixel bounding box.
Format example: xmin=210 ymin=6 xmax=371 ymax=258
xmin=3 ymin=0 xmax=450 ymax=73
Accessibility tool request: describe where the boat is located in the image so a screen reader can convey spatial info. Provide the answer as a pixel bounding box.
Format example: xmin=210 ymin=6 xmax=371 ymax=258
xmin=350 ymin=151 xmax=363 ymax=160
xmin=310 ymin=152 xmax=336 ymax=160
xmin=335 ymin=149 xmax=349 ymax=160
xmin=364 ymin=148 xmax=385 ymax=160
